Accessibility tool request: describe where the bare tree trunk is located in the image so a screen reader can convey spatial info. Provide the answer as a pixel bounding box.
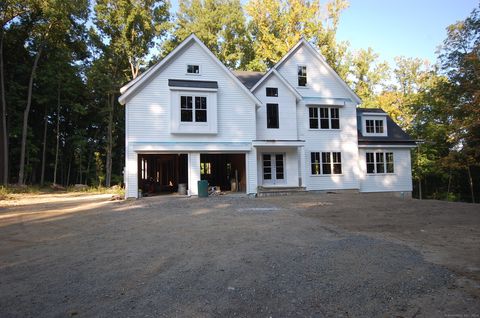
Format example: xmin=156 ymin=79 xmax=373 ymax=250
xmin=66 ymin=158 xmax=71 ymax=187
xmin=53 ymin=82 xmax=60 ymax=185
xmin=105 ymin=93 xmax=113 ymax=187
xmin=467 ymin=166 xmax=475 ymax=203
xmin=418 ymin=177 xmax=422 ymax=200
xmin=40 ymin=106 xmax=48 ymax=186
xmin=1 ymin=29 xmax=8 ymax=185
xmin=18 ymin=46 xmax=42 ymax=185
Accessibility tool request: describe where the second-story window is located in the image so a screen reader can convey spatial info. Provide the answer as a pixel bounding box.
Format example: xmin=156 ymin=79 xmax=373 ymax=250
xmin=187 ymin=64 xmax=200 ymax=74
xmin=298 ymin=66 xmax=307 ymax=86
xmin=309 ymin=106 xmax=340 ymax=129
xmin=366 ymin=119 xmax=384 ymax=133
xmin=266 ymin=87 xmax=278 ymax=97
xmin=266 ymin=103 xmax=279 ymax=128
xmin=181 ymin=95 xmax=207 ymax=122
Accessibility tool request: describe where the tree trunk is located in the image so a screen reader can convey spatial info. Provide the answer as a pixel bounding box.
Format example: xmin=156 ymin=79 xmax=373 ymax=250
xmin=1 ymin=29 xmax=8 ymax=185
xmin=105 ymin=93 xmax=114 ymax=187
xmin=18 ymin=46 xmax=42 ymax=185
xmin=66 ymin=158 xmax=71 ymax=187
xmin=467 ymin=166 xmax=475 ymax=203
xmin=418 ymin=177 xmax=422 ymax=200
xmin=40 ymin=106 xmax=48 ymax=186
xmin=53 ymin=82 xmax=60 ymax=185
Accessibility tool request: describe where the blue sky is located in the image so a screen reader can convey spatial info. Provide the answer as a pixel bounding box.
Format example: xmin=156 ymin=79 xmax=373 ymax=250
xmin=169 ymin=0 xmax=477 ymax=65
xmin=336 ymin=0 xmax=478 ymax=64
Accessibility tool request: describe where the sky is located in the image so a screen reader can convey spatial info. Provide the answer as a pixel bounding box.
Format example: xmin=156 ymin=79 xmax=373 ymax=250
xmin=169 ymin=0 xmax=477 ymax=65
xmin=335 ymin=0 xmax=478 ymax=64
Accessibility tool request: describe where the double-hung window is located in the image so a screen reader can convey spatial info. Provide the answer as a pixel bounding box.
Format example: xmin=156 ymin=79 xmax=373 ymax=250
xmin=309 ymin=106 xmax=340 ymax=129
xmin=180 ymin=95 xmax=207 ymax=122
xmin=266 ymin=103 xmax=279 ymax=128
xmin=298 ymin=66 xmax=307 ymax=86
xmin=366 ymin=152 xmax=394 ymax=174
xmin=311 ymin=152 xmax=342 ymax=175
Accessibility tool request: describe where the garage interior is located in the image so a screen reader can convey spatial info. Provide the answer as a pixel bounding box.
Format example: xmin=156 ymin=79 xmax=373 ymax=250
xmin=200 ymin=154 xmax=246 ymax=192
xmin=138 ymin=154 xmax=188 ymax=195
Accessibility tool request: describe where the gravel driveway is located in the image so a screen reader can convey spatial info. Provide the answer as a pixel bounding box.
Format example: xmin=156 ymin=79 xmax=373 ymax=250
xmin=0 ymin=193 xmax=479 ymax=317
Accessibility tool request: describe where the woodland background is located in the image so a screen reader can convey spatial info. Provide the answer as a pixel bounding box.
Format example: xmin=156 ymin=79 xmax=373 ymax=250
xmin=0 ymin=0 xmax=478 ymax=202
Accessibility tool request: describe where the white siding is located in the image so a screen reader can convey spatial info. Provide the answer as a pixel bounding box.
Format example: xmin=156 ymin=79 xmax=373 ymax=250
xmin=124 ymin=41 xmax=257 ymax=198
xmin=277 ymin=45 xmax=348 ymax=98
xmin=358 ymin=148 xmax=413 ymax=192
xmin=253 ymin=75 xmax=298 ymax=140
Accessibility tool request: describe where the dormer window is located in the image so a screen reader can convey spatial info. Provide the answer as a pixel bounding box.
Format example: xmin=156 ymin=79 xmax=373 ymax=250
xmin=366 ymin=119 xmax=384 ymax=134
xmin=362 ymin=114 xmax=387 ymax=136
xmin=298 ymin=66 xmax=307 ymax=86
xmin=187 ymin=64 xmax=200 ymax=74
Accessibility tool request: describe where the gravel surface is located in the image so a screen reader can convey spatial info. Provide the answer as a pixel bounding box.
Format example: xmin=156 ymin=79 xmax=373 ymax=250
xmin=0 ymin=193 xmax=479 ymax=317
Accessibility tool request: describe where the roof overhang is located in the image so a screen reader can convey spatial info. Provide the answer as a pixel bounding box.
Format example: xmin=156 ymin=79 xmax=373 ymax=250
xmin=253 ymin=140 xmax=305 ymax=147
xmin=118 ymin=34 xmax=262 ymax=106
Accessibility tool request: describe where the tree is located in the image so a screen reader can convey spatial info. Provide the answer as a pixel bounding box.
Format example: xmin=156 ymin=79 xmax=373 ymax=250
xmin=349 ymin=47 xmax=389 ymax=107
xmin=94 ymin=0 xmax=170 ymax=80
xmin=0 ymin=0 xmax=31 ymax=185
xmin=437 ymin=5 xmax=480 ymax=202
xmin=17 ymin=0 xmax=89 ymax=185
xmin=164 ymin=0 xmax=251 ymax=69
xmin=245 ymin=0 xmax=350 ymax=74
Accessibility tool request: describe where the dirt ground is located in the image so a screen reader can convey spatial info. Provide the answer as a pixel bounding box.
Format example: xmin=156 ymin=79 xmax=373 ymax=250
xmin=0 ymin=192 xmax=479 ymax=317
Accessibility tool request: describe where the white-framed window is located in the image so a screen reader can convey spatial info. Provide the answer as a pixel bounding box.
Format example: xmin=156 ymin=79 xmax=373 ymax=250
xmin=180 ymin=95 xmax=207 ymax=122
xmin=365 ymin=119 xmax=384 ymax=133
xmin=186 ymin=64 xmax=200 ymax=74
xmin=309 ymin=106 xmax=340 ymax=129
xmin=311 ymin=152 xmax=342 ymax=175
xmin=298 ymin=65 xmax=307 ymax=86
xmin=366 ymin=152 xmax=394 ymax=174
xmin=363 ymin=116 xmax=387 ymax=136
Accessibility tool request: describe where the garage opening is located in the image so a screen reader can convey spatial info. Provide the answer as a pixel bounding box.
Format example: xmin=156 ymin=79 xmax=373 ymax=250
xmin=138 ymin=154 xmax=188 ymax=195
xmin=200 ymin=154 xmax=246 ymax=192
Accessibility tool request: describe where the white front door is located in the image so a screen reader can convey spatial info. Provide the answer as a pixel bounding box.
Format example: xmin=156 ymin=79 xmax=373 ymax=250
xmin=262 ymin=153 xmax=285 ymax=185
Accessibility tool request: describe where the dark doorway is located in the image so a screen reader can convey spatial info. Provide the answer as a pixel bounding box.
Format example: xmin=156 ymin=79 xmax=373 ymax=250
xmin=200 ymin=154 xmax=246 ymax=192
xmin=138 ymin=154 xmax=188 ymax=195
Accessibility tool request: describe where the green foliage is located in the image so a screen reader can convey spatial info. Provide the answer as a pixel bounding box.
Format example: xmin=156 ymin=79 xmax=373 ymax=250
xmin=164 ymin=0 xmax=250 ymax=69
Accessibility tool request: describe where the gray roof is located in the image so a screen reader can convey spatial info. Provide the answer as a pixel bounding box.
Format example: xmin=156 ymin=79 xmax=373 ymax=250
xmin=232 ymin=71 xmax=265 ymax=89
xmin=356 ymin=108 xmax=417 ymax=145
xmin=168 ymin=79 xmax=218 ymax=89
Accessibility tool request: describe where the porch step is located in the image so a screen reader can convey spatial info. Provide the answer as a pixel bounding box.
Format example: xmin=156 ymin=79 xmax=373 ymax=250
xmin=257 ymin=186 xmax=307 ymax=197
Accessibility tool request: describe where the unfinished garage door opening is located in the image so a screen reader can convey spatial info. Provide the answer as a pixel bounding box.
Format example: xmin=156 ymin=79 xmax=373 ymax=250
xmin=138 ymin=154 xmax=188 ymax=195
xmin=200 ymin=154 xmax=246 ymax=192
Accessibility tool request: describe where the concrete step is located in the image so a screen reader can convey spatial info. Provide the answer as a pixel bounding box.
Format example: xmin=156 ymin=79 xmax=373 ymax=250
xmin=257 ymin=186 xmax=307 ymax=197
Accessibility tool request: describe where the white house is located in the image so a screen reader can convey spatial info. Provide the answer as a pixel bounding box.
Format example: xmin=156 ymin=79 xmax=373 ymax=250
xmin=119 ymin=34 xmax=416 ymax=199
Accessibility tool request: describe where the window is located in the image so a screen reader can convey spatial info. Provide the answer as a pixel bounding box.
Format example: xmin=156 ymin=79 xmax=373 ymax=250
xmin=298 ymin=66 xmax=307 ymax=86
xmin=180 ymin=96 xmax=193 ymax=122
xmin=366 ymin=152 xmax=394 ymax=174
xmin=311 ymin=152 xmax=342 ymax=175
xmin=200 ymin=162 xmax=211 ymax=175
xmin=266 ymin=103 xmax=279 ymax=128
xmin=309 ymin=106 xmax=340 ymax=129
xmin=309 ymin=108 xmax=318 ymax=129
xmin=365 ymin=119 xmax=385 ymax=134
xmin=187 ymin=64 xmax=199 ymax=74
xmin=266 ymin=87 xmax=278 ymax=97
xmin=180 ymin=95 xmax=207 ymax=122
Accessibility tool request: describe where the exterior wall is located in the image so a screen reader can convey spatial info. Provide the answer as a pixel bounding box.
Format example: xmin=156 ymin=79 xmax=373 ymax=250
xmin=124 ymin=41 xmax=257 ymax=198
xmin=256 ymin=147 xmax=299 ymax=187
xmin=277 ymin=45 xmax=349 ymax=98
xmin=300 ymin=101 xmax=361 ymax=191
xmin=253 ymin=75 xmax=298 ymax=140
xmin=358 ymin=148 xmax=413 ymax=192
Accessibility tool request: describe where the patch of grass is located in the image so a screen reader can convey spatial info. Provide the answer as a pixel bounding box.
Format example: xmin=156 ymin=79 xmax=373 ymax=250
xmin=67 ymin=185 xmax=124 ymax=196
xmin=0 ymin=185 xmax=124 ymax=200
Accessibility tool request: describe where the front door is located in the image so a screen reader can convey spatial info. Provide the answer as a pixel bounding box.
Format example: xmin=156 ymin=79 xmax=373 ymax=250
xmin=262 ymin=153 xmax=285 ymax=185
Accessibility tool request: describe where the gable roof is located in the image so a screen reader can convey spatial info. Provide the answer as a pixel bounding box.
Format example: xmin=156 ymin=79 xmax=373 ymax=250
xmin=232 ymin=71 xmax=265 ymax=89
xmin=250 ymin=68 xmax=302 ymax=101
xmin=118 ymin=34 xmax=262 ymax=106
xmin=356 ymin=108 xmax=417 ymax=145
xmin=273 ymin=38 xmax=362 ymax=105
